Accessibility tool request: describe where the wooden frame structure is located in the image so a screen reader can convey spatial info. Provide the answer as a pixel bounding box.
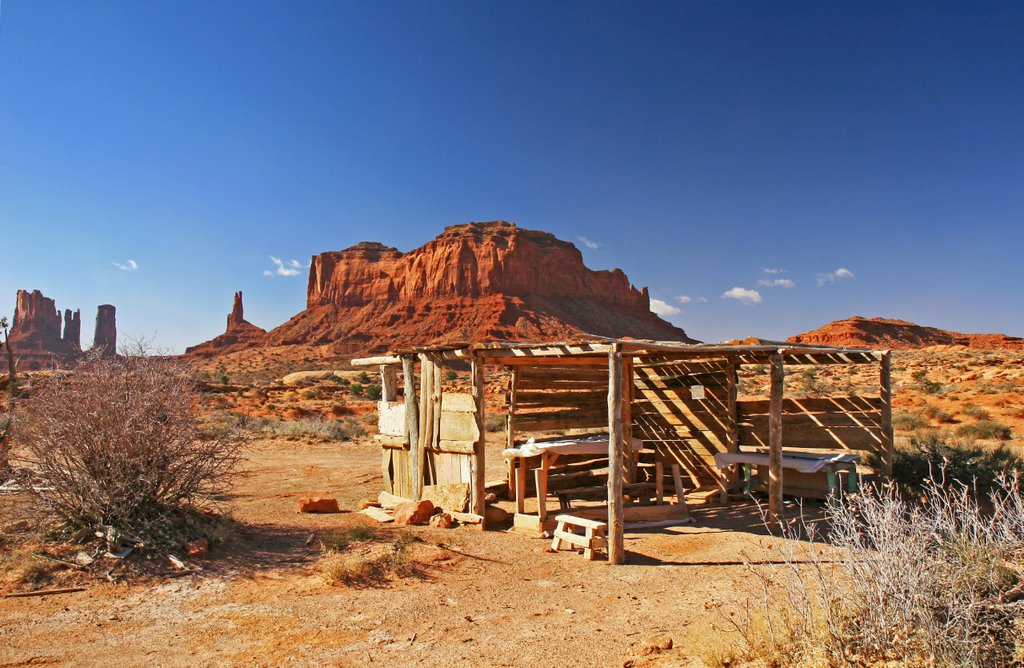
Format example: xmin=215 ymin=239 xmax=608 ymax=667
xmin=354 ymin=338 xmax=894 ymax=565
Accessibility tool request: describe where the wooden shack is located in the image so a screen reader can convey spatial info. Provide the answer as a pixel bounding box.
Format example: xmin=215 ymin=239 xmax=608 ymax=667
xmin=354 ymin=339 xmax=894 ymax=565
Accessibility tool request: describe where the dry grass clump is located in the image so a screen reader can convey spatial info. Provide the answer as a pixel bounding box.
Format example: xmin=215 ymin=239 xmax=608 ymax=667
xmin=957 ymin=419 xmax=1013 ymax=441
xmin=719 ymin=475 xmax=1024 ymax=667
xmin=243 ymin=415 xmax=371 ymax=442
xmin=319 ymin=529 xmax=417 ymax=587
xmin=11 ymin=350 xmax=244 ymax=547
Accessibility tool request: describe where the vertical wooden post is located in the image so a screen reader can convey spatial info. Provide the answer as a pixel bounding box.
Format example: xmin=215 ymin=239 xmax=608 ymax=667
xmin=381 ymin=364 xmax=398 ymax=402
xmin=607 ymin=344 xmax=625 ymax=565
xmin=879 ymin=351 xmax=894 ymax=477
xmin=768 ymin=352 xmax=785 ymax=524
xmin=506 ymin=368 xmax=519 ymax=501
xmin=402 ymin=356 xmax=419 ymax=500
xmin=722 ymin=356 xmax=739 ymax=504
xmin=470 ymin=354 xmax=487 ymax=527
xmin=622 ymin=356 xmax=635 ymax=482
xmin=416 ymin=353 xmax=434 ymax=499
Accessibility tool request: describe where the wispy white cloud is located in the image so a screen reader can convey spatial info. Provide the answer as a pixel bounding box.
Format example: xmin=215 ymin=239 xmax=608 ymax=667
xmin=698 ymin=296 xmax=708 ymax=303
xmin=113 ymin=259 xmax=138 ymax=271
xmin=266 ymin=256 xmax=302 ymax=277
xmin=817 ymin=267 xmax=854 ymax=286
xmin=722 ymin=287 xmax=763 ymax=304
xmin=757 ymin=277 xmax=795 ymax=288
xmin=763 ymin=267 xmax=785 ymax=274
xmin=676 ymin=295 xmax=692 ymax=304
xmin=578 ymin=236 xmax=601 ymax=250
xmin=650 ymin=298 xmax=681 ymax=317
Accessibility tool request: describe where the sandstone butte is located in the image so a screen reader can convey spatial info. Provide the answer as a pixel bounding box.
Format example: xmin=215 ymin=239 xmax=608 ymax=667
xmin=5 ymin=289 xmax=119 ymax=371
xmin=185 ymin=221 xmax=695 ymax=358
xmin=789 ymin=316 xmax=1024 ymax=351
xmin=184 ymin=291 xmax=267 ymax=358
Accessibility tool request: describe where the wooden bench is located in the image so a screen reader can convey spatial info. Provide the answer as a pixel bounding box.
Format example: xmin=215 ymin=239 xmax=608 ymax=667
xmin=550 ymin=514 xmax=607 ymax=560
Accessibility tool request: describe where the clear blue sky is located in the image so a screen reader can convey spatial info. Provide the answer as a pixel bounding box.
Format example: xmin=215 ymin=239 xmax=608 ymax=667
xmin=2 ymin=1 xmax=1022 ymax=352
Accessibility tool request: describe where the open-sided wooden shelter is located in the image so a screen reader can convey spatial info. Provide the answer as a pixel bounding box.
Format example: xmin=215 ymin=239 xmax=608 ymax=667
xmin=353 ymin=339 xmax=894 ymax=565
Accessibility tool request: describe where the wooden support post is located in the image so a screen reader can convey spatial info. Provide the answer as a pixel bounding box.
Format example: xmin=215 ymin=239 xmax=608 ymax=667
xmin=416 ymin=353 xmax=434 ymax=498
xmin=768 ymin=352 xmax=785 ymax=524
xmin=622 ymin=356 xmax=635 ymax=483
xmin=402 ymin=356 xmax=419 ymax=500
xmin=470 ymin=354 xmax=487 ymax=526
xmin=506 ymin=367 xmax=519 ymax=500
xmin=879 ymin=351 xmax=894 ymax=477
xmin=607 ymin=344 xmax=625 ymax=565
xmin=380 ymin=364 xmax=398 ymax=402
xmin=722 ymin=357 xmax=739 ymax=504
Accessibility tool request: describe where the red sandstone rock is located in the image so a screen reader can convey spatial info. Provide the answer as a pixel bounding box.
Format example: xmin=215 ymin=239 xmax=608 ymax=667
xmin=184 ymin=291 xmax=267 ymax=358
xmin=428 ymin=513 xmax=454 ymax=529
xmin=93 ymin=304 xmax=117 ymax=357
xmin=184 ymin=538 xmax=209 ymax=558
xmin=393 ymin=500 xmax=435 ymax=526
xmin=8 ymin=290 xmax=81 ymax=371
xmin=261 ymin=221 xmax=694 ymax=353
xmin=298 ymin=497 xmax=341 ymax=513
xmin=789 ymin=317 xmax=1024 ymax=351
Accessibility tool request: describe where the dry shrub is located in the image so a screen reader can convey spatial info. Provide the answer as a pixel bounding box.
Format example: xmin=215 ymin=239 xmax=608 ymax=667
xmin=725 ymin=477 xmax=1024 ymax=667
xmin=319 ymin=530 xmax=417 ymax=587
xmin=12 ymin=350 xmax=243 ymax=547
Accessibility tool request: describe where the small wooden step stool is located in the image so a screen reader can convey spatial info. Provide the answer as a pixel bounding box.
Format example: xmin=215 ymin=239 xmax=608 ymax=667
xmin=550 ymin=514 xmax=607 ymax=560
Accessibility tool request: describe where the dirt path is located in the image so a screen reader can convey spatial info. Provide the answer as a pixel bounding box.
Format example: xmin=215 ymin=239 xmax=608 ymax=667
xmin=1 ymin=437 xmax=807 ymax=667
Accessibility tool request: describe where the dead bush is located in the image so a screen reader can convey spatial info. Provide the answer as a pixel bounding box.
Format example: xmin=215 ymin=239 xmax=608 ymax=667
xmin=11 ymin=350 xmax=243 ymax=547
xmin=724 ymin=476 xmax=1024 ymax=667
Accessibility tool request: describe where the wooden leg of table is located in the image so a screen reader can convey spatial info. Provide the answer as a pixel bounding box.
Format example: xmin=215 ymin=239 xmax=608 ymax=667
xmin=516 ymin=460 xmax=526 ymax=514
xmin=583 ymin=526 xmax=595 ymax=560
xmin=671 ymin=463 xmax=685 ymax=505
xmin=551 ymin=519 xmax=565 ymax=551
xmin=655 ymin=459 xmax=664 ymax=505
xmin=535 ymin=467 xmax=547 ymax=522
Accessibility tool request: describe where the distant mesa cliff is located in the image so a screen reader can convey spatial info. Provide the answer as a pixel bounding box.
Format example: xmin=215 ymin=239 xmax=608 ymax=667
xmin=789 ymin=316 xmax=1024 ymax=351
xmin=259 ymin=221 xmax=694 ymax=354
xmin=184 ymin=292 xmax=267 ymax=358
xmin=6 ymin=289 xmax=117 ymax=371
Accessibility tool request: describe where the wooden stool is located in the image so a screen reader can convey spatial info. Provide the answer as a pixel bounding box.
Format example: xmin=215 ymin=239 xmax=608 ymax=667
xmin=550 ymin=514 xmax=607 ymax=561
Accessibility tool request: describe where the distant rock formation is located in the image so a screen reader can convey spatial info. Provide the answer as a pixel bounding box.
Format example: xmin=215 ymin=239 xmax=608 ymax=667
xmin=8 ymin=290 xmax=82 ymax=370
xmin=789 ymin=316 xmax=1024 ymax=351
xmin=93 ymin=305 xmax=117 ymax=357
xmin=184 ymin=291 xmax=267 ymax=358
xmin=259 ymin=221 xmax=694 ymax=354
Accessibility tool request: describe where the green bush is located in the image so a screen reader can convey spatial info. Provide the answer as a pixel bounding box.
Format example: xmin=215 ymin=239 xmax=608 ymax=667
xmin=912 ymin=370 xmax=945 ymax=395
xmin=957 ymin=420 xmax=1012 ymax=441
xmin=888 ymin=433 xmax=1024 ymax=498
xmin=445 ymin=370 xmax=458 ymax=382
xmin=485 ymin=413 xmax=506 ymax=432
xmin=961 ymin=404 xmax=991 ymax=420
xmin=365 ymin=384 xmax=382 ymax=401
xmin=923 ymin=404 xmax=955 ymax=423
xmin=892 ymin=411 xmax=928 ymax=431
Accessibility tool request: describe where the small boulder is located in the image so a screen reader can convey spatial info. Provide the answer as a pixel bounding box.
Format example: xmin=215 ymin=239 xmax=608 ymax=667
xmin=184 ymin=538 xmax=209 ymax=558
xmin=393 ymin=500 xmax=435 ymax=526
xmin=429 ymin=513 xmax=454 ymax=529
xmin=484 ymin=505 xmax=509 ymax=524
xmin=298 ymin=497 xmax=341 ymax=513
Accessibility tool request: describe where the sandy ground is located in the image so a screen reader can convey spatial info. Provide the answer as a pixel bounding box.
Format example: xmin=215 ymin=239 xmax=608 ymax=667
xmin=0 ymin=436 xmax=809 ymax=668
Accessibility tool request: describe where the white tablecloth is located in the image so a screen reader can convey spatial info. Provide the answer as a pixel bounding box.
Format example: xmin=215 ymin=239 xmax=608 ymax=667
xmin=503 ymin=434 xmax=643 ymax=460
xmin=713 ymin=450 xmax=860 ymax=474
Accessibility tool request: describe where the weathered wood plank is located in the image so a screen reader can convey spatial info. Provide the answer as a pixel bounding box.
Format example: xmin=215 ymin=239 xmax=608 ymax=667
xmin=768 ymin=353 xmax=784 ymax=523
xmin=608 ymin=345 xmax=625 ymax=565
xmin=403 ymin=355 xmax=419 ymax=500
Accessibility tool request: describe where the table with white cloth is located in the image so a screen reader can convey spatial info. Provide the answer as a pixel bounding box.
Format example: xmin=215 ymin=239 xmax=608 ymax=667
xmin=713 ymin=449 xmax=861 ymax=498
xmin=502 ymin=434 xmax=644 ymax=520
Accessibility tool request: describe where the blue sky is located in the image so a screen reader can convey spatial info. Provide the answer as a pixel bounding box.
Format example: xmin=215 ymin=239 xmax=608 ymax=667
xmin=1 ymin=1 xmax=1022 ymax=352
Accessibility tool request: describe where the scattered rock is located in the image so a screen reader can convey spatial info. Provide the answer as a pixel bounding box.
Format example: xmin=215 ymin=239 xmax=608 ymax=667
xmin=298 ymin=497 xmax=341 ymax=513
xmin=357 ymin=498 xmax=379 ymax=510
xmin=393 ymin=500 xmax=435 ymax=526
xmin=641 ymin=634 xmax=673 ymax=655
xmin=184 ymin=539 xmax=209 ymax=558
xmin=429 ymin=513 xmax=454 ymax=529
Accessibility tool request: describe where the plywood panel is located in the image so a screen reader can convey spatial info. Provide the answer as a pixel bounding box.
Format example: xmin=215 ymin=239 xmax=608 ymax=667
xmin=439 ymin=410 xmax=480 ymax=442
xmin=378 ymin=401 xmax=406 ymax=437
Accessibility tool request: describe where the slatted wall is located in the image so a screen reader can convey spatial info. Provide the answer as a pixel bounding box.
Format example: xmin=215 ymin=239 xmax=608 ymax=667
xmin=736 ymin=395 xmax=885 ymax=454
xmin=632 ymin=357 xmax=732 ymax=490
xmin=510 ymin=364 xmax=609 ymax=436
